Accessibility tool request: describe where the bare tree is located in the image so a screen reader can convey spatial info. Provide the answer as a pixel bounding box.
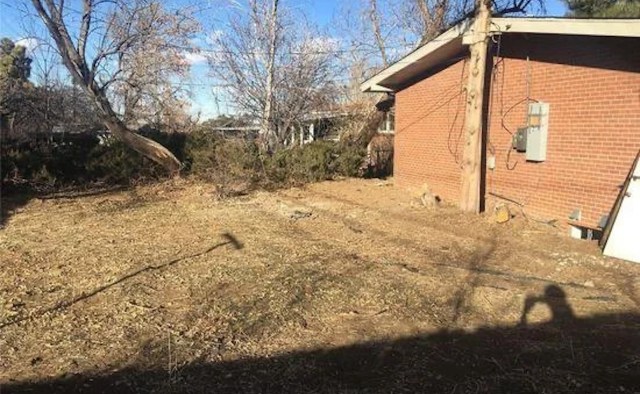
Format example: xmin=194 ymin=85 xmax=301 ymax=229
xmin=209 ymin=0 xmax=337 ymax=150
xmin=343 ymin=0 xmax=543 ymax=78
xmin=331 ymin=0 xmax=542 ymax=149
xmin=30 ymin=0 xmax=199 ymax=173
xmin=368 ymin=0 xmax=390 ymax=68
xmin=494 ymin=0 xmax=544 ymax=15
xmin=259 ymin=0 xmax=279 ymax=147
xmin=107 ymin=2 xmax=198 ymax=130
xmin=403 ymin=0 xmax=473 ymax=43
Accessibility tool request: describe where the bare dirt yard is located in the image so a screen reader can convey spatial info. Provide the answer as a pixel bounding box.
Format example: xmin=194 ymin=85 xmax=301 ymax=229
xmin=1 ymin=178 xmax=639 ymax=393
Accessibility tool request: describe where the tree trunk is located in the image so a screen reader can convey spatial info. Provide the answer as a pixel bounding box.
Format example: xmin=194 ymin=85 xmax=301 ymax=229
xmin=31 ymin=0 xmax=182 ymax=175
xmin=0 ymin=113 xmax=16 ymax=138
xmin=260 ymin=0 xmax=279 ymax=151
xmin=417 ymin=0 xmax=448 ymax=43
xmin=88 ymin=85 xmax=181 ymax=174
xmin=108 ymin=122 xmax=180 ymax=173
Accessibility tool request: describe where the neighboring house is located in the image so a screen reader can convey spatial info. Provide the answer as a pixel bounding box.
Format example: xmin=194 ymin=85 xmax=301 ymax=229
xmin=361 ymin=17 xmax=640 ymax=233
xmin=362 ymin=96 xmax=395 ymax=178
xmin=209 ymin=126 xmax=261 ymax=140
xmin=298 ymin=110 xmax=352 ymax=144
xmin=203 ymin=112 xmax=351 ymax=145
xmin=375 ymin=96 xmax=395 ymax=134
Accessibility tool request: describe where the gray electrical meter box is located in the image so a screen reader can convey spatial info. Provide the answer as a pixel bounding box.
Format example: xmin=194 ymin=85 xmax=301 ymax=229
xmin=526 ymin=102 xmax=549 ymax=162
xmin=513 ymin=128 xmax=528 ymax=152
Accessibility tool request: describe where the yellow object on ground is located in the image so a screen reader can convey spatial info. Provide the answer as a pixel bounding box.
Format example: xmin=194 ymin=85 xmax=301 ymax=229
xmin=495 ymin=205 xmax=510 ymax=223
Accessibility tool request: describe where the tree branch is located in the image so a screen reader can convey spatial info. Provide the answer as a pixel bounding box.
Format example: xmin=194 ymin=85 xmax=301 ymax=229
xmin=78 ymin=0 xmax=93 ymax=59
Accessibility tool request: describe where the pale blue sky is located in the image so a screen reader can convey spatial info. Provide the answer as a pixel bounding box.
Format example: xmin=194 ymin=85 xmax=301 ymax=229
xmin=0 ymin=0 xmax=569 ymax=120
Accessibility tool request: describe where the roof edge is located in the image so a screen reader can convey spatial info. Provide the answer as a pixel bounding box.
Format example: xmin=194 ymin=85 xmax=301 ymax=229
xmin=492 ymin=17 xmax=640 ymax=38
xmin=360 ymin=19 xmax=472 ymax=93
xmin=361 ymin=17 xmax=640 ymax=93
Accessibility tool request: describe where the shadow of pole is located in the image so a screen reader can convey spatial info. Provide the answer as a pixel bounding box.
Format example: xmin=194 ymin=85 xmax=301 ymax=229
xmin=273 ymin=194 xmax=591 ymax=290
xmin=0 ymin=232 xmax=243 ymax=330
xmin=450 ymin=238 xmax=497 ymax=323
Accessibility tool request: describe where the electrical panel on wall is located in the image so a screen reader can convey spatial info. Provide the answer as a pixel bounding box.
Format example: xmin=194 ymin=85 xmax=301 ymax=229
xmin=526 ymin=102 xmax=549 ymax=162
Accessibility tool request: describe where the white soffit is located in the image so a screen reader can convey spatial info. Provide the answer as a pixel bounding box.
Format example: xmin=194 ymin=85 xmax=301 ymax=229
xmin=492 ymin=17 xmax=640 ymax=38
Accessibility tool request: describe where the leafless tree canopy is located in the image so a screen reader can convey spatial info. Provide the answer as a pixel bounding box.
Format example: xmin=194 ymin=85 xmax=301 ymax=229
xmin=208 ymin=0 xmax=338 ymax=149
xmin=8 ymin=0 xmax=548 ymax=170
xmin=104 ymin=2 xmax=199 ymax=128
xmin=342 ymin=0 xmax=544 ymax=79
xmin=30 ymin=0 xmax=200 ymax=172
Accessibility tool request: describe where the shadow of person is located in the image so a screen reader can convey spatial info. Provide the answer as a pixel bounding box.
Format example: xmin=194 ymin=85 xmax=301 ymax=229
xmin=519 ymin=285 xmax=575 ymax=327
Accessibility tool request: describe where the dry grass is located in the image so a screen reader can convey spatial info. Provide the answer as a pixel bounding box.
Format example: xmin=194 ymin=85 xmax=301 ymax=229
xmin=1 ymin=178 xmax=639 ymax=392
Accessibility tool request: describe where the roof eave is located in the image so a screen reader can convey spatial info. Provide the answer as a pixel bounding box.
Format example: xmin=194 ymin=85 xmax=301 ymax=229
xmin=360 ymin=19 xmax=473 ymax=93
xmin=361 ymin=83 xmax=394 ymax=93
xmin=492 ymin=17 xmax=640 ymax=38
xmin=361 ymin=17 xmax=640 ymax=94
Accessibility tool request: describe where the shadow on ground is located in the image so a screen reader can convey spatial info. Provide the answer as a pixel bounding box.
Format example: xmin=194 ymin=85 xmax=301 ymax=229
xmin=0 ymin=185 xmax=129 ymax=227
xmin=3 ymin=285 xmax=639 ymax=394
xmin=0 ymin=191 xmax=31 ymax=228
xmin=0 ymin=233 xmax=243 ymax=330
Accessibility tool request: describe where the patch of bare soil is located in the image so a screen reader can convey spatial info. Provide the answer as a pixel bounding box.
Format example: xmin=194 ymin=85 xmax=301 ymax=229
xmin=1 ymin=178 xmax=638 ymax=393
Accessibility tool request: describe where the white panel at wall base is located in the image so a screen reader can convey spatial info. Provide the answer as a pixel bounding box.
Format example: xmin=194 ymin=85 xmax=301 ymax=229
xmin=604 ymin=159 xmax=640 ymax=264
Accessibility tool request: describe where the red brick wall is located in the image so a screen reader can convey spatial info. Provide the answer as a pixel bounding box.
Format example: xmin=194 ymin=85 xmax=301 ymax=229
xmin=395 ymin=34 xmax=640 ymax=227
xmin=395 ymin=58 xmax=468 ymax=202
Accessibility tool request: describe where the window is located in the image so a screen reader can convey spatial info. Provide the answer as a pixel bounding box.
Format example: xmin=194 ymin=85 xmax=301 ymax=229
xmin=378 ymin=111 xmax=395 ymax=134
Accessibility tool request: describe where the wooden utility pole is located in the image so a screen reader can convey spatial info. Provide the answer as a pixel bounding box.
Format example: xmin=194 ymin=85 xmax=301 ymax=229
xmin=460 ymin=0 xmax=491 ymax=213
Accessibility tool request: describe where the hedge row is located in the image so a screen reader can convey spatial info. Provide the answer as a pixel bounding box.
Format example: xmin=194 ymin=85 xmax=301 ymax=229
xmin=1 ymin=129 xmax=367 ymax=194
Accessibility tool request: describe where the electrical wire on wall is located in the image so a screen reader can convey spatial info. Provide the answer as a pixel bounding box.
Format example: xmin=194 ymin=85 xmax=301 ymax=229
xmin=446 ymin=58 xmax=469 ymax=167
xmin=484 ymin=34 xmax=501 ymax=197
xmin=490 ymin=47 xmax=556 ymax=226
xmin=501 ymin=96 xmax=539 ymax=170
xmin=486 ymin=34 xmax=502 ymax=160
xmin=394 ymin=55 xmax=469 ymax=140
xmin=497 ymin=47 xmax=539 ymax=171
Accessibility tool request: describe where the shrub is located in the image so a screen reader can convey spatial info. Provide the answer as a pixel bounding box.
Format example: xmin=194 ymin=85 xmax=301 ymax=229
xmin=2 ymin=129 xmax=367 ymax=195
xmin=183 ymin=129 xmax=221 ymax=175
xmin=334 ymin=143 xmax=367 ymax=177
xmin=185 ymin=131 xmax=263 ymax=181
xmin=85 ymin=139 xmax=152 ymax=184
xmin=215 ymin=139 xmax=263 ymax=180
xmin=1 ymin=135 xmax=101 ymax=190
xmin=264 ymin=141 xmax=366 ymax=185
xmin=268 ymin=141 xmax=334 ymax=184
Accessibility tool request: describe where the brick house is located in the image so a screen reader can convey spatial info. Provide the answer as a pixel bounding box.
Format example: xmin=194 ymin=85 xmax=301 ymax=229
xmin=361 ymin=17 xmax=640 ymax=232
